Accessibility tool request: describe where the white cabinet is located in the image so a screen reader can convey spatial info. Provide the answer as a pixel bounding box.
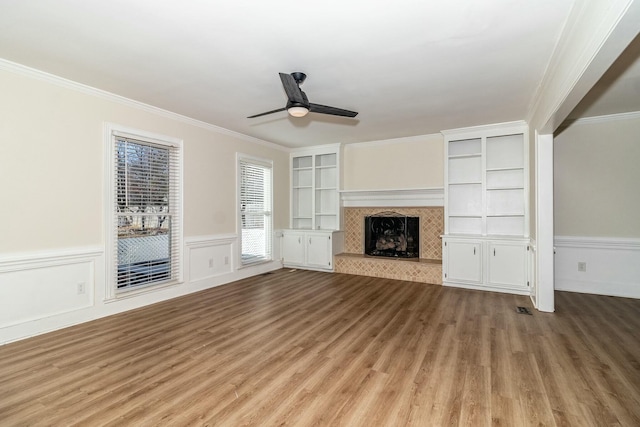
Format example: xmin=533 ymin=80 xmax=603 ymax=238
xmin=487 ymin=241 xmax=528 ymax=290
xmin=444 ymin=240 xmax=482 ymax=284
xmin=443 ymin=236 xmax=529 ymax=294
xmin=306 ymin=233 xmax=332 ymax=269
xmin=290 ymin=144 xmax=342 ymax=231
xmin=281 ymin=230 xmax=344 ymax=272
xmin=442 ymin=122 xmax=530 ymax=295
xmin=282 ymin=231 xmax=306 ymax=266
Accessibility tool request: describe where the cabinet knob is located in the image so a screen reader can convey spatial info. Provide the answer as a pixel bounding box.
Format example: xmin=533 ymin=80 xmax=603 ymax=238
xmin=473 ymin=247 xmax=476 ymax=255
xmin=494 ymin=249 xmax=496 ymax=256
xmin=298 ymin=237 xmax=301 ymax=244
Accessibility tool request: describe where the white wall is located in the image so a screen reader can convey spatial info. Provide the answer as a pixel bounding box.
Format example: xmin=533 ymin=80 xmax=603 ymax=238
xmin=0 ymin=63 xmax=289 ymax=344
xmin=342 ymin=134 xmax=444 ymax=191
xmin=553 ymin=114 xmax=640 ymax=298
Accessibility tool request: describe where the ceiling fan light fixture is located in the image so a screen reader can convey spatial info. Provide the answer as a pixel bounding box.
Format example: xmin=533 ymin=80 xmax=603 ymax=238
xmin=288 ymin=106 xmax=309 ymax=117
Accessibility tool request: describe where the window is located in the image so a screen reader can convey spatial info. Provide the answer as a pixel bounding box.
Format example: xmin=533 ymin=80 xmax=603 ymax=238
xmin=106 ymin=125 xmax=182 ymax=294
xmin=238 ymin=155 xmax=273 ymax=265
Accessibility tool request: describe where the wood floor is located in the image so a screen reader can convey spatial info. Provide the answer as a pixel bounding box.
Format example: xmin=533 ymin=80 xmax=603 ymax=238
xmin=1 ymin=270 xmax=639 ymax=426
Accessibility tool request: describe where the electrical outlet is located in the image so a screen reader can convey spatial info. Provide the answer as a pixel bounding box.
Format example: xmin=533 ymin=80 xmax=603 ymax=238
xmin=578 ymin=262 xmax=587 ymax=272
xmin=209 ymin=258 xmax=214 ymax=268
xmin=77 ymin=282 xmax=86 ymax=294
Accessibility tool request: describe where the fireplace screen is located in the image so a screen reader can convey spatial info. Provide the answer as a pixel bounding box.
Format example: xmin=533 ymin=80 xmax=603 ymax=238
xmin=364 ymin=213 xmax=419 ymax=258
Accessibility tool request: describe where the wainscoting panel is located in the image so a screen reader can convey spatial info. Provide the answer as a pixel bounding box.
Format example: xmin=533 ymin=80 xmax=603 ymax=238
xmin=0 ymin=247 xmax=101 ymax=328
xmin=185 ymin=234 xmax=236 ymax=285
xmin=555 ymin=236 xmax=640 ymax=298
xmin=1 ymin=234 xmax=283 ymax=345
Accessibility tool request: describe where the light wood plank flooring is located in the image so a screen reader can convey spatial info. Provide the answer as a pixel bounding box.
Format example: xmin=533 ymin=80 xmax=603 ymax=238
xmin=1 ymin=269 xmax=639 ymax=426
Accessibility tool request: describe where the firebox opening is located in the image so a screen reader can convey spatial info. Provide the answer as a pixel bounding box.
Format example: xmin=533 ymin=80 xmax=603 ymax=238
xmin=364 ymin=213 xmax=419 ymax=258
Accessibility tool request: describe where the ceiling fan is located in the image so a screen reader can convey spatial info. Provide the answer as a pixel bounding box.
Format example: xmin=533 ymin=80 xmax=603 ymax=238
xmin=248 ymin=72 xmax=358 ymax=119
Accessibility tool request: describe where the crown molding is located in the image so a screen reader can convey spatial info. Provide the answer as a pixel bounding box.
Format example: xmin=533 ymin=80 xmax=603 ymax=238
xmin=441 ymin=120 xmax=528 ymax=138
xmin=0 ymin=58 xmax=289 ymax=152
xmin=344 ymin=133 xmax=442 ymax=149
xmin=564 ymin=111 xmax=640 ymax=127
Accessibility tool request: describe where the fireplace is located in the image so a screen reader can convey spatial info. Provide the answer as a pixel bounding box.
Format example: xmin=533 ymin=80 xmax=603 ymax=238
xmin=364 ymin=212 xmax=419 ymax=258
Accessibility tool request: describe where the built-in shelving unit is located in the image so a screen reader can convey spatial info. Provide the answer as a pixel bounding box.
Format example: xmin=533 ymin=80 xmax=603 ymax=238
xmin=291 ymin=155 xmax=313 ymax=229
xmin=283 ymin=144 xmax=344 ymax=272
xmin=442 ymin=122 xmax=530 ymax=295
xmin=290 ymin=146 xmax=342 ymax=231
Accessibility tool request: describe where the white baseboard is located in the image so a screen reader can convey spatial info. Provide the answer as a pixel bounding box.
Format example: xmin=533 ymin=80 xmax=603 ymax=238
xmin=444 ymin=281 xmax=531 ymax=296
xmin=554 ymin=236 xmax=640 ymax=298
xmin=0 ymin=235 xmax=283 ymax=345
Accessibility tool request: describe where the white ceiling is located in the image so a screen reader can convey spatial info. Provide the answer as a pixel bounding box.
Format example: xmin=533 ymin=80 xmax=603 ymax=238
xmin=0 ymin=0 xmax=579 ymax=148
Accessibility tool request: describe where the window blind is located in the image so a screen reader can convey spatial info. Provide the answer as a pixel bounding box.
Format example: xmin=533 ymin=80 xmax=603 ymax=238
xmin=239 ymin=158 xmax=272 ymax=265
xmin=114 ymin=136 xmax=181 ymax=290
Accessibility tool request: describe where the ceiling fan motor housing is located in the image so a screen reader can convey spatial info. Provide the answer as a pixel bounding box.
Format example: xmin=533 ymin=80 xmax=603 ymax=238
xmin=291 ymin=72 xmax=307 ymax=85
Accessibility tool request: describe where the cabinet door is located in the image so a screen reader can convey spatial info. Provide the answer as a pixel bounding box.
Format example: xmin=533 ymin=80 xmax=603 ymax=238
xmin=306 ymin=234 xmax=332 ymax=268
xmin=487 ymin=242 xmax=527 ymax=289
xmin=445 ymin=240 xmax=482 ymax=283
xmin=282 ymin=232 xmax=305 ymax=266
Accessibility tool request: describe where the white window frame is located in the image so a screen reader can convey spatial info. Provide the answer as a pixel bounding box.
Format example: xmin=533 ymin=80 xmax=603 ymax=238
xmin=104 ymin=123 xmax=183 ymax=299
xmin=237 ymin=153 xmax=273 ymax=267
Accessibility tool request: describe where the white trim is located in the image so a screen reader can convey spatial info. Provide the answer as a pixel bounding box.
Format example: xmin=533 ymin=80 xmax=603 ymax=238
xmin=564 ymin=111 xmax=640 ymax=126
xmin=185 ymin=234 xmax=237 ymax=246
xmin=0 ymin=246 xmax=103 ymax=270
xmin=536 ymin=132 xmax=555 ymax=312
xmin=528 ymin=239 xmax=537 ymax=308
xmin=339 ymin=188 xmax=444 ymax=207
xmin=344 ymin=133 xmax=441 ymax=148
xmin=555 ymin=236 xmax=640 ymax=251
xmin=236 ymin=153 xmax=274 ymax=269
xmin=103 ymin=123 xmax=184 ymax=300
xmin=288 ymin=143 xmax=343 ymax=156
xmin=441 ymin=120 xmax=528 ymax=138
xmin=443 ymin=281 xmax=531 ymax=296
xmin=0 ymin=58 xmax=288 ymax=153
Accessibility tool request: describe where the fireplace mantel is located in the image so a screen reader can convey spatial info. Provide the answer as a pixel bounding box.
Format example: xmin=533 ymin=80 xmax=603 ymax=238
xmin=339 ymin=188 xmax=444 ymax=207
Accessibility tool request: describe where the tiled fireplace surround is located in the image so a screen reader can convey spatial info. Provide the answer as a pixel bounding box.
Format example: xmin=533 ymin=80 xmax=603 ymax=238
xmin=334 ymin=207 xmax=444 ymax=285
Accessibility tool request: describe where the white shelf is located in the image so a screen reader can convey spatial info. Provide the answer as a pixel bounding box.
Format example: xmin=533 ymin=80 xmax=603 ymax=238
xmin=444 ymin=124 xmax=527 ymax=237
xmin=487 ymin=186 xmax=524 ymax=190
xmin=291 ymin=147 xmax=341 ymax=231
xmin=449 ymin=181 xmax=483 ymax=185
xmin=486 ymin=167 xmax=524 ymax=172
xmin=448 ymin=153 xmax=481 ymax=159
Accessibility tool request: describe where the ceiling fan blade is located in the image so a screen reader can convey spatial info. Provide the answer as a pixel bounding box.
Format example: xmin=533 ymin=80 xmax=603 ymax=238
xmin=309 ymin=103 xmax=358 ymax=118
xmin=247 ymin=107 xmax=286 ymax=118
xmin=279 ymin=73 xmax=305 ymax=104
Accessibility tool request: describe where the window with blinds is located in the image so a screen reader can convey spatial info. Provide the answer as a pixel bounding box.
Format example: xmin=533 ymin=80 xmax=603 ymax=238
xmin=112 ymin=133 xmax=182 ymax=291
xmin=238 ymin=156 xmax=273 ymax=265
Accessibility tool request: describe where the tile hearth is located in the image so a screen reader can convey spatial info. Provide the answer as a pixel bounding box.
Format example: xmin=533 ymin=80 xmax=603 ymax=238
xmin=335 ymin=207 xmax=443 ymax=285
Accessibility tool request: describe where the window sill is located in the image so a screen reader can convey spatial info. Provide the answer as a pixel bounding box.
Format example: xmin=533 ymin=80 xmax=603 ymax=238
xmin=105 ymin=279 xmax=183 ymax=303
xmin=238 ymin=258 xmax=273 ymax=270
